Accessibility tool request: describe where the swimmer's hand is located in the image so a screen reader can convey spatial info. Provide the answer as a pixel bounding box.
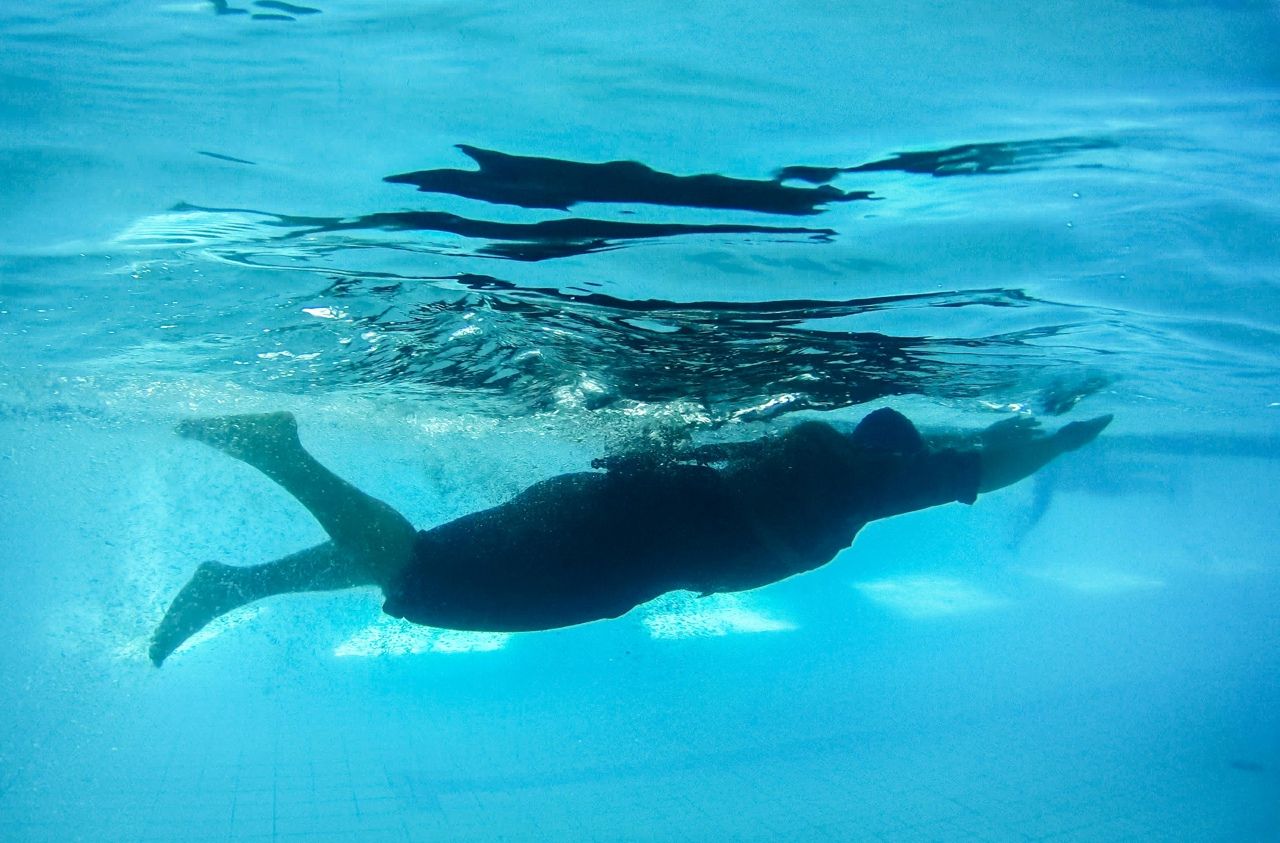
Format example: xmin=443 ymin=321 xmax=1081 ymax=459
xmin=977 ymin=411 xmax=1111 ymax=452
xmin=1053 ymin=413 xmax=1114 ymax=451
xmin=979 ymin=413 xmax=1112 ymax=452
xmin=974 ymin=413 xmax=1113 ymax=494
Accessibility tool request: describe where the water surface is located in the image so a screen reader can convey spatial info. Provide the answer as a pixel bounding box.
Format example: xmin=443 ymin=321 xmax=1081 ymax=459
xmin=1 ymin=0 xmax=1278 ymax=840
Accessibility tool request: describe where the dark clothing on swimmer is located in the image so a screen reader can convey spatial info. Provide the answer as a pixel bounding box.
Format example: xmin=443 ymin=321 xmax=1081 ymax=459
xmin=151 ymin=405 xmax=1111 ymax=666
xmin=382 ymin=409 xmax=980 ymax=632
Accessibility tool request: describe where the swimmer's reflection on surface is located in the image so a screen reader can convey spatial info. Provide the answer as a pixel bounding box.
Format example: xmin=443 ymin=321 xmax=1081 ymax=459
xmin=149 ymin=408 xmax=1111 ymax=666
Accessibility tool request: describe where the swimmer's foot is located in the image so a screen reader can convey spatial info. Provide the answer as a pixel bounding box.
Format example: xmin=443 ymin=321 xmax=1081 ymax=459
xmin=149 ymin=561 xmax=253 ymax=667
xmin=176 ymin=411 xmax=300 ymax=467
xmin=1054 ymin=413 xmax=1114 ymax=452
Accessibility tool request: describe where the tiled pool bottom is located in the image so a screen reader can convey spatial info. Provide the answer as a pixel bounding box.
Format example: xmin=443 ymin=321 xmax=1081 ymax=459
xmin=3 ymin=694 xmax=1273 ymax=843
xmin=2 ymin=432 xmax=1276 ymax=842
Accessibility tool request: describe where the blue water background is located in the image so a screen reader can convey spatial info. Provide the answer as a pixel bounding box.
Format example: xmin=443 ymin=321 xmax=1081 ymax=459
xmin=2 ymin=0 xmax=1279 ymax=840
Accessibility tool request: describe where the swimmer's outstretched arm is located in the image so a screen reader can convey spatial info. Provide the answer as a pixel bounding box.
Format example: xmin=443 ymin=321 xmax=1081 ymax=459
xmin=149 ymin=412 xmax=418 ymax=666
xmin=968 ymin=414 xmax=1113 ymax=494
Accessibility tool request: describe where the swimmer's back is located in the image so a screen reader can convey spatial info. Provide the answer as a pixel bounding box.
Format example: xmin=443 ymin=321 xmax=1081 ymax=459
xmin=382 ymin=462 xmax=762 ymax=631
xmin=381 ymin=414 xmax=980 ymax=633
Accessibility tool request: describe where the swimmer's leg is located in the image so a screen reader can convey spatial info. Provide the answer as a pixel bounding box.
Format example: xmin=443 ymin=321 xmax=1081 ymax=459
xmin=174 ymin=412 xmax=417 ymax=582
xmin=149 ymin=540 xmax=364 ymax=666
xmin=150 ymin=412 xmax=418 ymax=666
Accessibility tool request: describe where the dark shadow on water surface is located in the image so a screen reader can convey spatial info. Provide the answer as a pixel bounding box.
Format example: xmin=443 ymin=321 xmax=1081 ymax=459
xmin=777 ymin=136 xmax=1119 ymax=183
xmin=208 ymin=0 xmax=321 ymax=20
xmin=196 ymin=150 xmax=257 ymax=166
xmin=385 ymin=145 xmax=873 ymax=215
xmin=100 ymin=135 xmax=1127 ymax=417
xmin=172 ymin=202 xmax=833 ymax=263
xmin=168 ymin=135 xmax=1115 ymax=264
xmin=384 ymin=138 xmax=1116 ymax=212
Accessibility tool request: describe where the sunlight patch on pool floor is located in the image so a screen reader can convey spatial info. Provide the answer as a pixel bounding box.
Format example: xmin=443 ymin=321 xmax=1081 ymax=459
xmin=176 ymin=605 xmax=264 ymax=655
xmin=334 ymin=616 xmax=510 ymax=657
xmin=640 ymin=591 xmax=795 ymax=639
xmin=111 ymin=605 xmax=266 ymax=663
xmin=854 ymin=575 xmax=1006 ymax=618
xmin=1023 ymin=565 xmax=1165 ymax=594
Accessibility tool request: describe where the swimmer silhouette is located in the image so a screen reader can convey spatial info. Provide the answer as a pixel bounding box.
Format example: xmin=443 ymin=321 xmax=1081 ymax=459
xmin=149 ymin=408 xmax=1112 ymax=665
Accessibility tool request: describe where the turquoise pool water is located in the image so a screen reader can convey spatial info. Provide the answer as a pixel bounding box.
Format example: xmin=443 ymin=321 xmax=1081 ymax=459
xmin=1 ymin=1 xmax=1278 ymax=840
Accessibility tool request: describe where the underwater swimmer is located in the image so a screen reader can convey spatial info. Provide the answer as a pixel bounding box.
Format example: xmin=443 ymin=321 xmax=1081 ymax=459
xmin=149 ymin=408 xmax=1112 ymax=665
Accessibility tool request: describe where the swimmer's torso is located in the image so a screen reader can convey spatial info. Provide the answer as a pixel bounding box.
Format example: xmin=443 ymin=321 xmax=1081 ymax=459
xmin=381 ymin=457 xmax=856 ymax=632
xmin=380 ymin=419 xmax=977 ymax=632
